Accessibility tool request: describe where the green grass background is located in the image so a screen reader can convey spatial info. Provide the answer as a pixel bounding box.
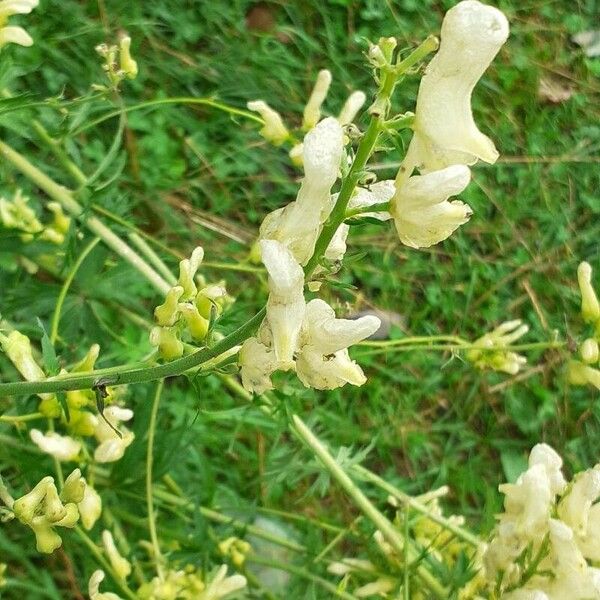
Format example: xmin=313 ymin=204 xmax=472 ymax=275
xmin=0 ymin=0 xmax=599 ymax=597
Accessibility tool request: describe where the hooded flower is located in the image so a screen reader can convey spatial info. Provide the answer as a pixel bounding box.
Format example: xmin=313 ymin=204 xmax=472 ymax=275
xmin=0 ymin=0 xmax=38 ymax=49
xmin=337 ymin=90 xmax=367 ymax=126
xmin=102 ymin=530 xmax=131 ymax=581
xmin=295 ymin=299 xmax=380 ymax=390
xmin=247 ymin=100 xmax=289 ymax=145
xmin=403 ymin=0 xmax=509 ymax=173
xmin=391 ymin=165 xmax=472 ymax=248
xmin=261 ymin=239 xmax=305 ymax=365
xmin=239 ymin=334 xmax=278 ymax=395
xmin=89 ymin=570 xmax=123 ymax=600
xmin=302 ymin=69 xmax=332 ymax=130
xmin=199 ymin=565 xmax=247 ymax=600
xmin=577 ymin=261 xmax=600 ymax=324
xmin=467 ymin=319 xmax=529 ymax=375
xmin=259 ymin=117 xmax=344 ymax=265
xmin=94 ymin=406 xmax=135 ymax=463
xmin=29 ymin=430 xmax=81 ymax=462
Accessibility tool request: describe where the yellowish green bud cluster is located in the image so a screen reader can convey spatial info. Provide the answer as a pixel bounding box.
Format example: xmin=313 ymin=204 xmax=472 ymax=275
xmin=568 ymin=262 xmax=600 ymax=391
xmin=0 ymin=190 xmax=70 ymax=244
xmin=466 ymin=319 xmax=529 ymax=375
xmin=10 ymin=469 xmax=100 ymax=553
xmin=247 ymin=68 xmax=367 ymax=167
xmin=218 ymin=536 xmax=251 ymax=567
xmin=150 ymin=247 xmax=233 ymax=360
xmin=136 ymin=563 xmax=246 ymax=600
xmin=94 ymin=34 xmax=138 ymax=89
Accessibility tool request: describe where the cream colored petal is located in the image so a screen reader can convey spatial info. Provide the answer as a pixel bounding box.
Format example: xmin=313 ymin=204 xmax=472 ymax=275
xmin=238 ymin=337 xmax=277 ymax=394
xmin=0 ymin=0 xmax=38 ymax=17
xmin=324 ymin=223 xmax=348 ymax=262
xmin=247 ymin=100 xmax=289 ymax=145
xmin=558 ymin=467 xmax=600 ymax=536
xmin=337 ymin=90 xmax=367 ymax=126
xmin=391 ymin=165 xmax=472 ymax=248
xmin=528 ymin=443 xmax=567 ymax=497
xmin=0 ymin=26 xmax=33 ymax=47
xmin=296 ymin=347 xmax=366 ymax=390
xmin=260 ymin=240 xmax=305 ymax=364
xmin=302 ymin=69 xmax=332 ymax=130
xmin=30 ymin=429 xmax=81 ymax=462
xmin=259 ymin=118 xmax=343 ymax=264
xmin=303 ymin=299 xmax=380 ymax=354
xmin=78 ymin=485 xmax=102 ymax=531
xmin=407 ymin=1 xmax=509 ymax=172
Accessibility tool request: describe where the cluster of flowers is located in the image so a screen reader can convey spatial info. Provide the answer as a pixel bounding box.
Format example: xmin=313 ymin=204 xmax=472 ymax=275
xmin=483 ymin=443 xmax=600 ymax=599
xmin=0 ymin=189 xmax=70 ymax=246
xmin=240 ymin=1 xmax=510 ymax=393
xmin=150 ymin=246 xmax=233 ymax=360
xmin=0 ymin=331 xmax=135 ymax=463
xmin=134 ymin=565 xmax=246 ymax=600
xmin=327 ymin=488 xmax=475 ymax=598
xmin=1 ymin=468 xmax=100 ymax=552
xmin=94 ymin=34 xmax=138 ymax=89
xmin=247 ymin=67 xmax=366 ymax=165
xmin=568 ymin=261 xmax=600 ymax=391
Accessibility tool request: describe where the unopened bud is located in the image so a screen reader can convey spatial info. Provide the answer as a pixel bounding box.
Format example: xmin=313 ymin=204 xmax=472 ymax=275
xmin=577 ymin=262 xmax=600 ymax=324
xmin=580 ymin=338 xmax=599 ymax=364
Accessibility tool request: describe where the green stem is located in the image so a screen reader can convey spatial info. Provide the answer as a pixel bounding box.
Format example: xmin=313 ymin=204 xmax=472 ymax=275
xmin=303 ymin=117 xmax=382 ymax=277
xmin=0 ymin=412 xmax=44 ymax=423
xmin=146 ymin=381 xmax=165 ymax=577
xmin=128 ymin=233 xmax=177 ymax=285
xmin=0 ymin=140 xmax=171 ymax=294
xmin=345 ymin=200 xmax=390 ymax=219
xmin=72 ymin=97 xmax=263 ymax=136
xmin=50 ymin=236 xmax=101 ymax=344
xmin=0 ymin=308 xmax=265 ymax=397
xmin=291 ymin=415 xmax=447 ymax=599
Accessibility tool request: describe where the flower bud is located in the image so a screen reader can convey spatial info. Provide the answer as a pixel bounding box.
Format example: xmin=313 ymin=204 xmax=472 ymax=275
xmin=150 ymin=326 xmax=184 ymax=360
xmin=568 ymin=361 xmax=600 ymax=390
xmin=119 ymin=35 xmax=138 ymax=79
xmin=42 ymin=481 xmax=67 ymax=523
xmin=0 ymin=330 xmax=45 ymax=383
xmin=580 ymin=338 xmax=599 ymax=364
xmin=218 ymin=536 xmax=251 ymax=567
xmin=178 ymin=303 xmax=209 ymax=340
xmin=177 ymin=247 xmax=204 ymax=299
xmin=61 ymin=469 xmax=86 ymax=504
xmin=337 ymin=91 xmax=367 ymax=126
xmin=72 ymin=343 xmax=100 ymax=373
xmin=102 ymin=530 xmax=132 ymax=580
xmin=577 ymin=262 xmax=600 ymax=324
xmin=154 ymin=286 xmax=184 ymax=326
xmin=78 ymin=484 xmax=102 ymax=530
xmin=302 ymin=69 xmax=332 ymax=130
xmin=247 ymin=100 xmax=289 ymax=145
xmin=13 ymin=476 xmax=53 ymax=523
